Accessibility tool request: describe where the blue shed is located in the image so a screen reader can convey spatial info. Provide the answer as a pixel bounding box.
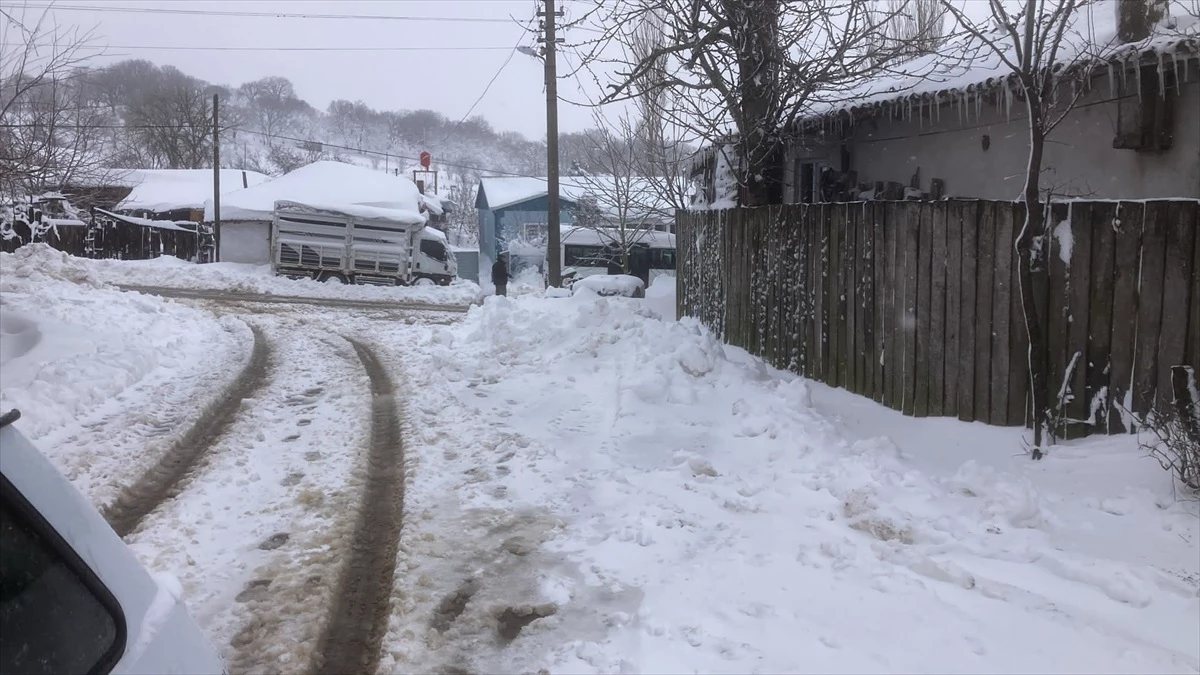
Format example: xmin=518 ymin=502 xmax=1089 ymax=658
xmin=476 ymin=176 xmax=580 ymax=277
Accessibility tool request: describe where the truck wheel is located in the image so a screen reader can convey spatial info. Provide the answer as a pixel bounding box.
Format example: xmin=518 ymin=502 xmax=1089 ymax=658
xmin=414 ymin=277 xmax=436 ymax=287
xmin=318 ymin=272 xmax=347 ymax=284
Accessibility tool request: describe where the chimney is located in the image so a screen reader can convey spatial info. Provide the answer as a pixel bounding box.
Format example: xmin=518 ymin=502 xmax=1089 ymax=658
xmin=1116 ymin=0 xmax=1166 ymax=42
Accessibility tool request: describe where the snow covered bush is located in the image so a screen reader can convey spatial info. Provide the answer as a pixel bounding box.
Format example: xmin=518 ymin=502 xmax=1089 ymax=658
xmin=1140 ymin=367 xmax=1200 ymax=494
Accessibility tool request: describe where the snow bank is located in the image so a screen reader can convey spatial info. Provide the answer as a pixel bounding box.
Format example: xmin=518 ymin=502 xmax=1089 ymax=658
xmin=381 ymin=293 xmax=1199 ymax=674
xmin=8 ymin=248 xmax=478 ymax=306
xmin=0 ymin=245 xmax=248 ymax=506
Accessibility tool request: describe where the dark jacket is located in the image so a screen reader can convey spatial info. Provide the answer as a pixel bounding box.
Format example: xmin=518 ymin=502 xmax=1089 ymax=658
xmin=491 ymin=259 xmax=511 ymax=286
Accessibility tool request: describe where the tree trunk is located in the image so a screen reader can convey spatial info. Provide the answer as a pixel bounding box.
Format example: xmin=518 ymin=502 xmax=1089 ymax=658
xmin=1018 ymin=106 xmax=1050 ymax=459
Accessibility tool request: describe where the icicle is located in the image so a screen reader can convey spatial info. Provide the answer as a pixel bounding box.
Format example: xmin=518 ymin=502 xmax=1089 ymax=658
xmin=1136 ymin=58 xmax=1144 ymax=101
xmin=1107 ymin=61 xmax=1116 ymax=97
xmin=1004 ymin=79 xmax=1013 ymax=122
xmin=1158 ymin=51 xmax=1166 ymax=97
xmin=957 ymin=91 xmax=964 ymax=124
xmin=1119 ymin=57 xmax=1129 ymax=93
xmin=1171 ymin=51 xmax=1180 ymax=90
xmin=975 ymin=87 xmax=982 ymax=121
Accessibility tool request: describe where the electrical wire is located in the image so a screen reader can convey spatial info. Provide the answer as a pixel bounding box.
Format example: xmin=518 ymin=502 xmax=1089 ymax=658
xmin=434 ymin=12 xmax=538 ymax=151
xmin=25 ymin=43 xmax=518 ymax=52
xmin=15 ymin=3 xmax=515 ymax=23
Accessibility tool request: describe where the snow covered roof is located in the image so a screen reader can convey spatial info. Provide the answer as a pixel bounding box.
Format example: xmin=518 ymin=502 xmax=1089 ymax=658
xmin=806 ymin=0 xmax=1199 ymax=123
xmin=110 ymin=169 xmax=271 ymax=213
xmin=478 ymin=176 xmax=677 ymax=224
xmin=95 ymin=207 xmax=194 ymax=232
xmin=561 ymin=225 xmax=676 ymax=249
xmin=273 ymin=200 xmax=427 ymax=226
xmin=208 ymin=161 xmax=425 ymax=223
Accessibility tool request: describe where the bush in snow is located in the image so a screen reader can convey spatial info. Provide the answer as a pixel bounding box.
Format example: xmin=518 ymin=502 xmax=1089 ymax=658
xmin=1139 ymin=367 xmax=1200 ymax=495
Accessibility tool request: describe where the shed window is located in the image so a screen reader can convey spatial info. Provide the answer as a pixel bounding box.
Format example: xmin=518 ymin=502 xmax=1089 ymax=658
xmin=1113 ymin=63 xmax=1176 ymax=151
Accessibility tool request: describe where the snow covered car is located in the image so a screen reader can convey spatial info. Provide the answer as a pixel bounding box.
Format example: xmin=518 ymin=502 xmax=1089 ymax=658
xmin=571 ymin=274 xmax=646 ymax=298
xmin=0 ymin=409 xmax=225 ymax=675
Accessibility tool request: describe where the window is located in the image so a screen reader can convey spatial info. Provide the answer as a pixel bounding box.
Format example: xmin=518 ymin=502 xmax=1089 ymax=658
xmin=1114 ymin=63 xmax=1177 ymax=151
xmin=564 ymin=245 xmax=610 ymax=268
xmin=651 ymin=249 xmax=677 ymax=270
xmin=419 ymin=239 xmax=448 ymax=262
xmin=1 ymin=477 xmax=125 ymax=675
xmin=521 ymin=223 xmax=548 ymax=240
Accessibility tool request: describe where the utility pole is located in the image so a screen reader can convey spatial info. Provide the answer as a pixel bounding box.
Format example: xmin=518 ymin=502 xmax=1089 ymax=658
xmin=212 ymin=93 xmax=221 ymax=263
xmin=543 ymin=0 xmax=562 ymax=287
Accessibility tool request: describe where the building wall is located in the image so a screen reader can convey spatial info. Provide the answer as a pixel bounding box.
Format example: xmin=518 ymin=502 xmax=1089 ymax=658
xmin=219 ymin=221 xmax=270 ymax=264
xmin=784 ymin=72 xmax=1200 ymax=201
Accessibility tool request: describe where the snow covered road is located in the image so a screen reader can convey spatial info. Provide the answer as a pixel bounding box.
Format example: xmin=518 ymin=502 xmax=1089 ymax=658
xmin=3 ymin=245 xmax=1197 ymax=675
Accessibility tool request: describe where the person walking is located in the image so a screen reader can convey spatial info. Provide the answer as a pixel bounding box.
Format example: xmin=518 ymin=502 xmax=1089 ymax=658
xmin=491 ymin=254 xmax=511 ymax=297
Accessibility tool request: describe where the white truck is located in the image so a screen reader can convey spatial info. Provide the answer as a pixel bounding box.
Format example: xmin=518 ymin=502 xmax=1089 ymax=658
xmin=270 ymin=200 xmax=456 ymax=286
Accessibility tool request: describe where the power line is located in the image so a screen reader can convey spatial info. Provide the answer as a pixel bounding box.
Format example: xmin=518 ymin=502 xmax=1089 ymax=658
xmin=16 ymin=3 xmax=515 ymax=23
xmin=435 ymin=14 xmax=537 ymax=151
xmin=30 ymin=43 xmax=518 ymax=52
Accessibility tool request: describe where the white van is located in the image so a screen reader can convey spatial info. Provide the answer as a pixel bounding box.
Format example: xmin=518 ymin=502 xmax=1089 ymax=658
xmin=0 ymin=409 xmax=225 ymax=674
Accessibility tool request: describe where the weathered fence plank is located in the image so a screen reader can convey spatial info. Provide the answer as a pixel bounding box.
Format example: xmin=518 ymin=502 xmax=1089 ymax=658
xmin=902 ymin=203 xmax=921 ymax=416
xmin=1107 ymin=201 xmax=1145 ymax=433
xmin=1046 ymin=203 xmax=1071 ymax=436
xmin=915 ymin=202 xmax=934 ymax=417
xmin=1188 ymin=202 xmax=1200 ymax=378
xmin=944 ymin=203 xmax=963 ymax=418
xmin=1132 ymin=205 xmax=1167 ymax=418
xmin=1158 ymin=205 xmax=1196 ymax=412
xmin=1064 ymin=203 xmax=1093 ymax=438
xmin=974 ymin=202 xmax=996 ymax=423
xmin=958 ymin=201 xmax=979 ymax=423
xmin=885 ymin=202 xmax=902 ymax=410
xmin=872 ymin=203 xmax=886 ymax=402
xmin=990 ymin=202 xmax=1015 ymax=426
xmin=1086 ymin=202 xmax=1118 ymax=433
xmin=1006 ymin=206 xmax=1031 ymax=427
xmin=929 ymin=202 xmax=948 ymax=417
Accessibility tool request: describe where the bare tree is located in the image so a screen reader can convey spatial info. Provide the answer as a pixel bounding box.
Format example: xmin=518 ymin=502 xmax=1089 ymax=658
xmin=569 ymin=112 xmax=676 ymax=274
xmin=936 ymin=0 xmax=1123 ymax=458
xmin=121 ymin=66 xmax=233 ymax=169
xmin=1 ymin=5 xmax=110 ymax=196
xmin=588 ymin=0 xmax=907 ymax=206
xmin=238 ymin=76 xmax=312 ymax=142
xmin=875 ymin=0 xmax=947 ymax=62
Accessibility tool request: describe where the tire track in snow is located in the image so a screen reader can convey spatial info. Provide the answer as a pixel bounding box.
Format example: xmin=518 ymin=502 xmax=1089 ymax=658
xmin=312 ymin=337 xmax=406 ymax=675
xmin=103 ymin=324 xmax=271 ymax=538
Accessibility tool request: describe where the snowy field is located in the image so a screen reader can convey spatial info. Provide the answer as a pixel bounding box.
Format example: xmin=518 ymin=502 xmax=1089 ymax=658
xmin=1 ymin=245 xmax=1197 ymax=674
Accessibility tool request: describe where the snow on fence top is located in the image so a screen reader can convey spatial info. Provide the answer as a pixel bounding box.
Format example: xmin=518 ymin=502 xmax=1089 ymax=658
xmin=206 ymin=161 xmax=425 ymax=223
xmin=113 ymin=169 xmax=271 ymax=213
xmin=95 ymin=208 xmax=195 ymax=232
xmin=804 ymin=0 xmax=1198 ymax=125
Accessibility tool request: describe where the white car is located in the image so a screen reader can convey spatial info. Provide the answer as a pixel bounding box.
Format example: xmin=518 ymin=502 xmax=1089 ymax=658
xmin=0 ymin=409 xmax=225 ymax=674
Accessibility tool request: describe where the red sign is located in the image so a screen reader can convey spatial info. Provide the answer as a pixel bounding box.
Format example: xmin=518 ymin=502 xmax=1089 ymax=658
xmin=419 ymin=151 xmax=431 ymax=169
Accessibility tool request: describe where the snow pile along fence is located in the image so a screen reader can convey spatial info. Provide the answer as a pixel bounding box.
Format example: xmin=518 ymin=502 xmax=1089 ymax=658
xmin=675 ymin=199 xmax=1200 ymax=438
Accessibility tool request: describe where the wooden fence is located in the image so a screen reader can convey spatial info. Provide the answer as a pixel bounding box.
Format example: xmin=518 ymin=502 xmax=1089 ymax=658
xmin=1 ymin=211 xmax=211 ymax=262
xmin=675 ymin=199 xmax=1200 ymax=436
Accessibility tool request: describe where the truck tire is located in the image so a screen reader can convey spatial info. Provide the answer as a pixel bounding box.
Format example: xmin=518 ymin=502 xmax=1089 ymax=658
xmin=413 ymin=277 xmax=436 ymax=287
xmin=318 ymin=272 xmax=348 ymax=284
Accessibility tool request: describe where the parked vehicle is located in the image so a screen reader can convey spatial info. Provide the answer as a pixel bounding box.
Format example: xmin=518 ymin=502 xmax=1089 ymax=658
xmin=555 ymin=226 xmax=676 ymax=288
xmin=270 ymin=200 xmax=456 ymax=286
xmin=0 ymin=409 xmax=226 ymax=675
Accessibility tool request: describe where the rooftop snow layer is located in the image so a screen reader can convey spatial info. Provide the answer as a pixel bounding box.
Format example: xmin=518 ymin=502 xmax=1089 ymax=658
xmin=113 ymin=169 xmax=270 ymax=213
xmin=807 ymin=0 xmax=1199 ymax=121
xmin=207 ymin=161 xmax=425 ymax=223
xmin=561 ymin=225 xmax=676 ymax=249
xmin=479 ymin=175 xmax=678 ymax=223
xmin=273 ymin=199 xmax=426 ymax=226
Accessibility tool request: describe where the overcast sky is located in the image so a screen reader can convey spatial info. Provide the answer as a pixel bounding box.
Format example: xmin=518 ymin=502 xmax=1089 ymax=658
xmin=10 ymin=0 xmax=619 ymax=141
